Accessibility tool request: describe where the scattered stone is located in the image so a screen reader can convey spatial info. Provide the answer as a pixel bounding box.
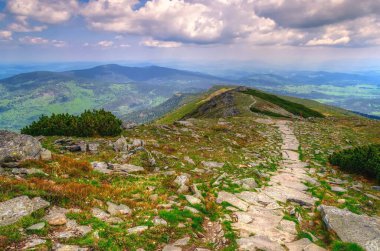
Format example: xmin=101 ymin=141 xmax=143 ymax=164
xmin=337 ymin=199 xmax=346 ymax=204
xmin=88 ymin=143 xmax=99 ymax=152
xmin=51 ymin=220 xmax=92 ymax=239
xmin=107 ymin=202 xmax=131 ymax=215
xmin=0 ymin=196 xmax=50 ymax=226
xmin=91 ymin=162 xmax=112 ymax=174
xmin=184 ymin=156 xmax=195 ymax=165
xmin=153 ymin=216 xmax=167 ymax=226
xmin=21 ymin=238 xmax=46 ymax=249
xmin=372 ymin=186 xmax=380 ymax=191
xmin=184 ymin=206 xmax=200 ymax=214
xmin=173 ymin=236 xmax=190 ymax=246
xmin=113 ymin=136 xmax=129 ymax=152
xmin=27 ymin=222 xmax=45 ymax=231
xmin=331 ymin=186 xmax=347 ymax=193
xmin=176 ymin=120 xmax=193 ymax=127
xmin=174 ymin=173 xmax=190 ymax=193
xmin=122 ymin=121 xmax=137 ymax=130
xmin=128 ymin=226 xmax=148 ymax=234
xmin=162 ymin=245 xmax=182 ymax=251
xmin=319 ymin=205 xmax=380 ymax=251
xmin=303 ymin=243 xmax=327 ymax=251
xmin=239 ymin=178 xmax=258 ymax=189
xmin=44 ymin=207 xmax=68 ymax=226
xmin=113 ymin=163 xmax=144 ymax=173
xmin=185 ymin=195 xmax=201 ymax=205
xmin=201 ymin=161 xmax=224 ymax=168
xmin=132 ymin=139 xmax=144 ymax=147
xmin=40 ymin=149 xmax=52 ymax=160
xmin=53 ymin=243 xmax=88 ymax=251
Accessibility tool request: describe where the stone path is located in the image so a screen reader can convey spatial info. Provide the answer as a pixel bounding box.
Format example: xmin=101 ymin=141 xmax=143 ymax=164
xmin=217 ymin=120 xmax=320 ymax=250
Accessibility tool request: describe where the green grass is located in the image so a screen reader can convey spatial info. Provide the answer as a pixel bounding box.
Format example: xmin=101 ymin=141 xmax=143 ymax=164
xmin=242 ymin=89 xmax=325 ymax=118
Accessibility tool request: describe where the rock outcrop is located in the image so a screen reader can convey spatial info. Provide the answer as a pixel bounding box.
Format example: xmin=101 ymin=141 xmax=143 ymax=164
xmin=0 ymin=130 xmax=42 ymax=164
xmin=319 ymin=205 xmax=380 ymax=251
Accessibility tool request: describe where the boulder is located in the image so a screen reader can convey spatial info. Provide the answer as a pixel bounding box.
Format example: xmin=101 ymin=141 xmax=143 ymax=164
xmin=185 ymin=195 xmax=201 ymax=205
xmin=44 ymin=207 xmax=68 ymax=226
xmin=239 ymin=178 xmax=258 ymax=189
xmin=319 ymin=205 xmax=380 ymax=251
xmin=0 ymin=131 xmax=42 ymax=164
xmin=0 ymin=196 xmax=50 ymax=226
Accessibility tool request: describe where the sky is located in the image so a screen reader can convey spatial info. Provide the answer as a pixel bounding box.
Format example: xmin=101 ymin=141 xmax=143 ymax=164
xmin=0 ymin=0 xmax=380 ymax=72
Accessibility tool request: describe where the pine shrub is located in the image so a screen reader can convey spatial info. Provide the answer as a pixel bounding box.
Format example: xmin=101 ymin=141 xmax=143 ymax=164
xmin=21 ymin=109 xmax=122 ymax=137
xmin=329 ymin=144 xmax=380 ymax=183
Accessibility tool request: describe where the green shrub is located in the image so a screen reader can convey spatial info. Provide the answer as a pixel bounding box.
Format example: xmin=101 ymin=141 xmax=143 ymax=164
xmin=329 ymin=144 xmax=380 ymax=183
xmin=332 ymin=241 xmax=365 ymax=251
xmin=21 ymin=109 xmax=122 ymax=137
xmin=242 ymin=89 xmax=325 ymax=118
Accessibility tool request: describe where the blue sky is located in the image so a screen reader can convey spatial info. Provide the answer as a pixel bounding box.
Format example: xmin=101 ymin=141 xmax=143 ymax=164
xmin=0 ymin=0 xmax=380 ymax=71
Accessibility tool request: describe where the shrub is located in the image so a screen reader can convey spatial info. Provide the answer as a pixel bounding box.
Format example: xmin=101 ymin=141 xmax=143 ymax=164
xmin=21 ymin=109 xmax=122 ymax=137
xmin=332 ymin=241 xmax=365 ymax=251
xmin=329 ymin=144 xmax=380 ymax=183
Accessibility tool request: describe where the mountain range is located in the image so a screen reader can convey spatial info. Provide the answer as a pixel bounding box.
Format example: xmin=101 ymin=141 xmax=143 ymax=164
xmin=1 ymin=64 xmax=380 ymax=130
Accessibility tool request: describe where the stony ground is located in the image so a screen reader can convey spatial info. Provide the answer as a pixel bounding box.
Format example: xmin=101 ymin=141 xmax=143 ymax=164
xmin=0 ymin=116 xmax=379 ymax=251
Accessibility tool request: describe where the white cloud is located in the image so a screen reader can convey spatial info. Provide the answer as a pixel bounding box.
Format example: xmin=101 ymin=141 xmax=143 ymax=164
xmin=0 ymin=30 xmax=13 ymax=40
xmin=141 ymin=39 xmax=182 ymax=48
xmin=19 ymin=36 xmax=49 ymax=44
xmin=7 ymin=0 xmax=78 ymax=24
xmin=97 ymin=40 xmax=114 ymax=47
xmin=8 ymin=22 xmax=47 ymax=32
xmin=19 ymin=36 xmax=67 ymax=47
xmin=119 ymin=44 xmax=130 ymax=48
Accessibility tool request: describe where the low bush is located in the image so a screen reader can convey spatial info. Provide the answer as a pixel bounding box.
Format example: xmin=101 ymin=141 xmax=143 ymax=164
xmin=21 ymin=109 xmax=122 ymax=137
xmin=329 ymin=144 xmax=380 ymax=183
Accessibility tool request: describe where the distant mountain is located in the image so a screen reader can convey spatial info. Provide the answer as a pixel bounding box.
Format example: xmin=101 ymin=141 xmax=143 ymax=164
xmin=0 ymin=64 xmax=230 ymax=130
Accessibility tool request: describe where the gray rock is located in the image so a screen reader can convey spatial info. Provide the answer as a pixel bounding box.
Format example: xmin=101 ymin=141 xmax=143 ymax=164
xmin=88 ymin=143 xmax=99 ymax=152
xmin=240 ymin=178 xmax=258 ymax=189
xmin=113 ymin=136 xmax=129 ymax=152
xmin=44 ymin=207 xmax=68 ymax=226
xmin=122 ymin=122 xmax=137 ymax=130
xmin=184 ymin=195 xmax=201 ymax=205
xmin=162 ymin=245 xmax=182 ymax=251
xmin=201 ymin=161 xmax=224 ymax=168
xmin=0 ymin=130 xmax=42 ymax=164
xmin=113 ymin=163 xmax=144 ymax=173
xmin=40 ymin=149 xmax=52 ymax=160
xmin=51 ymin=219 xmax=92 ymax=239
xmin=331 ymin=186 xmax=347 ymax=193
xmin=0 ymin=196 xmax=50 ymax=226
xmin=127 ymin=225 xmax=148 ymax=234
xmin=22 ymin=238 xmax=46 ymax=249
xmin=27 ymin=222 xmax=45 ymax=231
xmin=372 ymin=186 xmax=380 ymax=191
xmin=319 ymin=205 xmax=380 ymax=251
xmin=53 ymin=243 xmax=89 ymax=251
xmin=132 ymin=139 xmax=144 ymax=147
xmin=107 ymin=202 xmax=131 ymax=215
xmin=173 ymin=236 xmax=190 ymax=246
xmin=91 ymin=162 xmax=112 ymax=174
xmin=153 ymin=216 xmax=167 ymax=226
xmin=184 ymin=206 xmax=200 ymax=214
xmin=184 ymin=156 xmax=195 ymax=165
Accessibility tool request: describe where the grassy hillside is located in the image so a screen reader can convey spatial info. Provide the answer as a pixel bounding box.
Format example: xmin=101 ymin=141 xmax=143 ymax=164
xmin=241 ymin=89 xmax=325 ymax=118
xmin=156 ymin=87 xmax=233 ymax=124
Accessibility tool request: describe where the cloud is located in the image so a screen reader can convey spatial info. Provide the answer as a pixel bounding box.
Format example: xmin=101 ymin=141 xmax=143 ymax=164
xmin=7 ymin=0 xmax=78 ymax=24
xmin=19 ymin=36 xmax=49 ymax=44
xmin=0 ymin=30 xmax=12 ymax=40
xmin=253 ymin=0 xmax=380 ymax=29
xmin=97 ymin=40 xmax=114 ymax=47
xmin=8 ymin=22 xmax=47 ymax=32
xmin=141 ymin=39 xmax=182 ymax=48
xmin=19 ymin=36 xmax=67 ymax=47
xmin=0 ymin=13 xmax=5 ymax=21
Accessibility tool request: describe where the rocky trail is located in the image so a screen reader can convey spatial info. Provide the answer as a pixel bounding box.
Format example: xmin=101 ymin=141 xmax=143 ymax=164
xmin=217 ymin=119 xmax=380 ymax=251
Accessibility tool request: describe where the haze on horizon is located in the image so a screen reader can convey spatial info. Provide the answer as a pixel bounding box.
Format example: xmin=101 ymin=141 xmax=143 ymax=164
xmin=0 ymin=0 xmax=380 ymax=72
